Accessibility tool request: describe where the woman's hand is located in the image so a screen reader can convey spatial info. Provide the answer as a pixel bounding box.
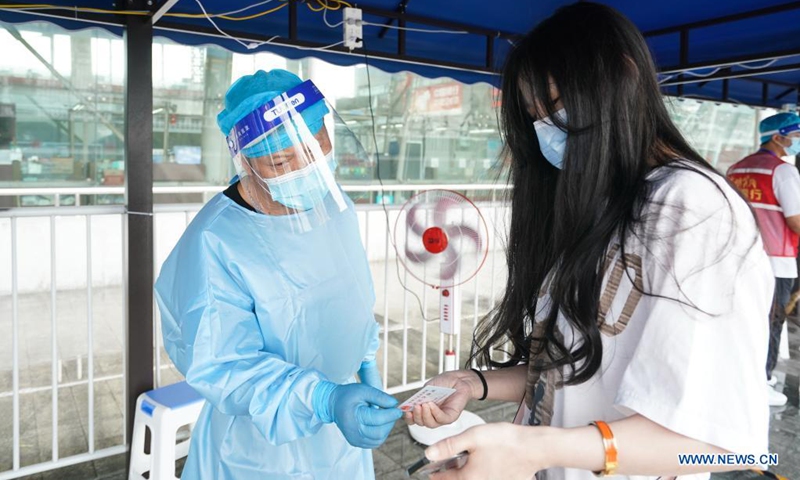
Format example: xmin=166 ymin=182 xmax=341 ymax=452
xmin=426 ymin=422 xmax=547 ymax=480
xmin=403 ymin=371 xmax=480 ymax=428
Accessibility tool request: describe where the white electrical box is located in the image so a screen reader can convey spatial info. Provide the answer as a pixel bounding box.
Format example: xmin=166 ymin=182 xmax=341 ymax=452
xmin=343 ymin=7 xmax=363 ymax=50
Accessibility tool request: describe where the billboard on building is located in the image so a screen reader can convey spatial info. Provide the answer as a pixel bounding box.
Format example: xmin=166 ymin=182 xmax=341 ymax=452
xmin=410 ymin=83 xmax=462 ymax=115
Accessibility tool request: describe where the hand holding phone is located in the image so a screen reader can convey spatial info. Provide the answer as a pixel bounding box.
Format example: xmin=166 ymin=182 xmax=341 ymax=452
xmin=406 ymin=451 xmax=469 ymax=477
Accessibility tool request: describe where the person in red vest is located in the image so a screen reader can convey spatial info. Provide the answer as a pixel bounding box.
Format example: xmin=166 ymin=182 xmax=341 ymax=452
xmin=728 ymin=111 xmax=800 ymax=407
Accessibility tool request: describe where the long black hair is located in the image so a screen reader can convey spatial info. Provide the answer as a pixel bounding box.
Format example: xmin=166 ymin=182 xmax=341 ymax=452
xmin=470 ymin=2 xmax=730 ymax=385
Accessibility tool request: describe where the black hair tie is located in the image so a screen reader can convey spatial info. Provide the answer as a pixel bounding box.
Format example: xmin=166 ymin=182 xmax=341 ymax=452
xmin=470 ymin=368 xmax=488 ymax=401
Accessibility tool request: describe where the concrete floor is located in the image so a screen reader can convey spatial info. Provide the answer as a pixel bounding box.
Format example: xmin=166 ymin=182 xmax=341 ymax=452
xmin=1 ymin=277 xmax=799 ymax=479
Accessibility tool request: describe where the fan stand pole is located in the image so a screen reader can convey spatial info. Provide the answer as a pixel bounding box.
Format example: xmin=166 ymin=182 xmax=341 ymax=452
xmin=440 ymin=281 xmax=460 ymax=372
xmin=408 ymin=284 xmax=485 ymax=447
xmin=444 ymin=335 xmax=456 ymax=371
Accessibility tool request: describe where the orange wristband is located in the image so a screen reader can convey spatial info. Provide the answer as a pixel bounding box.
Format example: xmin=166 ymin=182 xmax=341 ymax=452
xmin=589 ymin=421 xmax=618 ymax=476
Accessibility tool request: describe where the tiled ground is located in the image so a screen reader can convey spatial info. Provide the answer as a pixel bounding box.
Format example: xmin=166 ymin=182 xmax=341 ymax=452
xmin=1 ymin=284 xmax=799 ymax=479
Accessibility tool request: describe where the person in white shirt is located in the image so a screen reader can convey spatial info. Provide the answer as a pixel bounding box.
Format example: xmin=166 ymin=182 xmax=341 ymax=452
xmin=402 ymin=3 xmax=772 ymax=480
xmin=728 ymin=112 xmax=800 ymax=407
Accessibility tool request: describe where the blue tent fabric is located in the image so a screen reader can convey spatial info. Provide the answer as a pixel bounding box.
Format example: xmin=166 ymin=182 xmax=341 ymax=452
xmin=1 ymin=1 xmax=798 ymax=107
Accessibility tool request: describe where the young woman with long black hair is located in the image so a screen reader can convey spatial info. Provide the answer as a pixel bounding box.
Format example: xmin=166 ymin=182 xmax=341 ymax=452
xmin=404 ymin=3 xmax=772 ymax=479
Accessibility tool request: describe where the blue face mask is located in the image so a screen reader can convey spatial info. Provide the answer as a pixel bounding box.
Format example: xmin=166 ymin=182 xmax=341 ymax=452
xmin=785 ymin=136 xmax=800 ymax=156
xmin=533 ymin=109 xmax=568 ymax=169
xmin=265 ymin=154 xmax=338 ymax=211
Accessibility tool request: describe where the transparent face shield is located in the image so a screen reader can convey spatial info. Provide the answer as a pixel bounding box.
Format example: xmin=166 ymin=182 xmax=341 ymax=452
xmin=764 ymin=122 xmax=800 ymax=156
xmin=226 ymin=80 xmax=362 ymax=231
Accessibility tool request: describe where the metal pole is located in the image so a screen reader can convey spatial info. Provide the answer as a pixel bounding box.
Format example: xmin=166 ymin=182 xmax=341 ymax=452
xmin=11 ymin=217 xmax=20 ymax=471
xmin=123 ymin=1 xmax=154 ymax=452
xmin=152 ymin=0 xmax=180 ymax=25
xmin=154 ymin=215 xmax=162 ymax=388
xmin=50 ymin=215 xmax=59 ymax=462
xmin=120 ymin=215 xmax=128 ymax=443
xmin=382 ymin=213 xmax=390 ymax=390
xmin=397 ymin=10 xmax=406 ymax=57
xmin=289 ymin=0 xmax=297 ymax=40
xmin=163 ymin=106 xmax=169 ymax=161
xmin=401 ymin=225 xmax=409 ymax=385
xmin=69 ymin=110 xmax=74 ymax=162
xmin=677 ymin=29 xmax=688 ymax=97
xmin=83 ymin=113 xmax=90 ymax=163
xmin=86 ymin=216 xmax=95 ymax=453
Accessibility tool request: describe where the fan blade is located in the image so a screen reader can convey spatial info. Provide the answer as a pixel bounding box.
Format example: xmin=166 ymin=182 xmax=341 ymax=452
xmin=438 ymin=244 xmax=460 ymax=281
xmin=405 ymin=245 xmax=433 ymax=264
xmin=433 ymin=195 xmax=461 ymax=226
xmin=444 ymin=224 xmax=484 ymax=253
xmin=407 ymin=204 xmax=429 ymax=236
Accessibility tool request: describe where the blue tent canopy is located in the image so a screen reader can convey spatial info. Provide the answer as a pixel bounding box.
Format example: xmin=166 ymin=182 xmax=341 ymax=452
xmin=1 ymin=0 xmax=798 ymax=107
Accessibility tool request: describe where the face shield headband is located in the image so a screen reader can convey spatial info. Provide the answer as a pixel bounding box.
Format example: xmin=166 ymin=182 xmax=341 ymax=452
xmin=762 ymin=122 xmax=800 ymax=138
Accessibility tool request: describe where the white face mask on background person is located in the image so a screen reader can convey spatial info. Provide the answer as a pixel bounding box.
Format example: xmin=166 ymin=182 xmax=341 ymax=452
xmin=783 ymin=136 xmax=800 ymax=156
xmin=533 ymin=108 xmax=568 ymax=169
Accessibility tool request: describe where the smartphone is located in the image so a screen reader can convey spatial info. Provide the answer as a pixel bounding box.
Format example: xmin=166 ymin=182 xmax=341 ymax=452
xmin=405 ymin=451 xmax=469 ymax=477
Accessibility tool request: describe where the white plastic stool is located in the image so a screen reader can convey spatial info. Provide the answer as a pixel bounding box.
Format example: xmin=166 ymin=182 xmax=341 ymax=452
xmin=129 ymin=381 xmax=205 ymax=480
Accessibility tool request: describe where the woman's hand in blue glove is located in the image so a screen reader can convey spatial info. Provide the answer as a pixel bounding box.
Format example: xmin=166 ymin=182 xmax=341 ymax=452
xmin=358 ymin=360 xmax=383 ymax=390
xmin=313 ymin=381 xmax=403 ymax=449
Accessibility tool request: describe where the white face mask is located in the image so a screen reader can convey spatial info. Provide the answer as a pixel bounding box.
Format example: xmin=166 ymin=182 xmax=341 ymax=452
xmin=784 ymin=136 xmax=800 ymax=156
xmin=533 ymin=108 xmax=568 ymax=169
xmin=264 ymin=153 xmax=337 ymax=211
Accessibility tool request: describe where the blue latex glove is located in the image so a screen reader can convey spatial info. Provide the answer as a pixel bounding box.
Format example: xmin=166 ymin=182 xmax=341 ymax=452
xmin=312 ymin=381 xmax=402 ymax=449
xmin=358 ymin=360 xmax=383 ymax=390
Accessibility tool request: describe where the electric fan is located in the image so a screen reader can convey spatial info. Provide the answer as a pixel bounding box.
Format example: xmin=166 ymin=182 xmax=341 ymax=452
xmin=393 ymin=189 xmax=490 ymax=446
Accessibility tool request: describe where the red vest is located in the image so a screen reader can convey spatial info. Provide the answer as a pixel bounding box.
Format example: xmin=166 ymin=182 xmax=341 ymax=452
xmin=728 ymin=150 xmax=799 ymax=258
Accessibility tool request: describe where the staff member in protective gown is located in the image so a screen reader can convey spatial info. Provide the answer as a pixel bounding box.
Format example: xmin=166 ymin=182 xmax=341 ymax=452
xmin=155 ymin=69 xmax=401 ymax=479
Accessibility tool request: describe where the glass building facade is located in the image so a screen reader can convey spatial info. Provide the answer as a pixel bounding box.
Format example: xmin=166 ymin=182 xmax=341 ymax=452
xmin=0 ymin=20 xmax=783 ymax=208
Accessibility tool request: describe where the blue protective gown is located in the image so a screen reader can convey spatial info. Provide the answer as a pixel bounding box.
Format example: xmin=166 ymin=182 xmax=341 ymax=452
xmin=155 ymin=190 xmax=380 ymax=479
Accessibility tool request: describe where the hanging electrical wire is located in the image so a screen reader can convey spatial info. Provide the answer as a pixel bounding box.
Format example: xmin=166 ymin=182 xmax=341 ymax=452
xmin=192 ymin=0 xmax=281 ymax=49
xmin=738 ymin=58 xmax=779 ymax=70
xmin=657 ymin=74 xmax=675 ymax=85
xmin=310 ymin=0 xmax=353 ymax=11
xmin=202 ymin=0 xmax=280 ymax=19
xmin=0 ymin=4 xmax=149 ymax=16
xmin=360 ymin=21 xmax=469 ymax=35
xmin=309 ymin=0 xmax=469 ymax=35
xmin=215 ymin=2 xmax=288 ymax=21
xmin=2 ymin=1 xmax=474 ymax=38
xmin=660 ymin=56 xmax=791 ymax=83
xmin=361 ymin=47 xmax=440 ymax=323
xmin=683 ymin=67 xmax=722 ymax=78
xmin=0 ymin=1 xmax=290 ymax=21
xmin=322 ymin=2 xmax=343 ymax=28
xmin=190 ymin=0 xmax=347 ymax=52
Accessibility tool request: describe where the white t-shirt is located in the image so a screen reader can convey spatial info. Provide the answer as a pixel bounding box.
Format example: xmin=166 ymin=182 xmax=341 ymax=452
xmin=515 ymin=164 xmax=772 ymax=480
xmin=770 ymin=162 xmax=800 ymax=278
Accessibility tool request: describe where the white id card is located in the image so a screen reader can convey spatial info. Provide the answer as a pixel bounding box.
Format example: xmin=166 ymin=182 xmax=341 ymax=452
xmin=399 ymin=386 xmax=456 ymax=412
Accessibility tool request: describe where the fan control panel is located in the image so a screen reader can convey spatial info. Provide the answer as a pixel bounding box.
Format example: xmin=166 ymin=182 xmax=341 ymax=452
xmin=439 ymin=287 xmax=461 ymax=336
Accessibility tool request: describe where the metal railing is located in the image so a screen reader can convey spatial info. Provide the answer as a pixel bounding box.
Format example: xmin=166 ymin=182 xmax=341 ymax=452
xmin=0 ymin=205 xmax=128 ymax=480
xmin=0 ymin=183 xmax=510 ymax=207
xmin=0 ymin=184 xmax=510 ymax=478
